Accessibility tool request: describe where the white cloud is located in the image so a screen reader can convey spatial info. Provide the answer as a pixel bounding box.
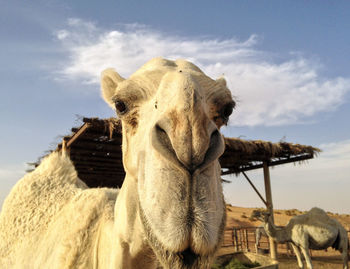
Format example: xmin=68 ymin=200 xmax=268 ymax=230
xmin=57 ymin=30 xmax=69 ymax=40
xmin=54 ymin=19 xmax=350 ymax=126
xmin=308 ymin=139 xmax=350 ymax=171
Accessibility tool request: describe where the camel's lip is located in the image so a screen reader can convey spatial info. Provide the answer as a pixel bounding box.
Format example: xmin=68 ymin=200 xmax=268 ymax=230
xmin=177 ymin=247 xmax=199 ymax=267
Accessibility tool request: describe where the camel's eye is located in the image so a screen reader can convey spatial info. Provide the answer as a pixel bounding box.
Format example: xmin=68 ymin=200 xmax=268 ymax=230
xmin=221 ymin=102 xmax=234 ymax=120
xmin=115 ymin=100 xmax=128 ymax=115
xmin=213 ymin=101 xmax=235 ymax=127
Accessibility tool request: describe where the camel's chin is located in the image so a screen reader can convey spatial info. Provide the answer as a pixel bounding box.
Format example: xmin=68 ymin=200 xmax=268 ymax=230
xmin=139 ymin=203 xmax=222 ymax=269
xmin=161 ymin=248 xmax=212 ymax=269
xmin=150 ymin=245 xmax=212 ymax=269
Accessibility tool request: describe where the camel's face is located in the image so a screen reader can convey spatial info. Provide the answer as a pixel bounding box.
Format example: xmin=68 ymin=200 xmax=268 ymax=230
xmin=101 ymin=58 xmax=235 ymax=268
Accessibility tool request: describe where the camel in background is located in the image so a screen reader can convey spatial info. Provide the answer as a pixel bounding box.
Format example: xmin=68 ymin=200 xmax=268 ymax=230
xmin=254 ymin=207 xmax=349 ymax=269
xmin=255 ymin=224 xmax=293 ymax=256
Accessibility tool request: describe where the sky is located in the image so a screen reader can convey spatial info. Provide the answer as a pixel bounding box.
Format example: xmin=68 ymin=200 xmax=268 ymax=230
xmin=0 ymin=0 xmax=350 ymax=213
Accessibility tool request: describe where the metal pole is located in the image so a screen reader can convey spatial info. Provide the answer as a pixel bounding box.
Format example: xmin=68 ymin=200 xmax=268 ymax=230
xmin=263 ymin=162 xmax=277 ymax=261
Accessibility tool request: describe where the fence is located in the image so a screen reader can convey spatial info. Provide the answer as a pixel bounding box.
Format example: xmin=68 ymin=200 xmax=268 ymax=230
xmin=222 ymin=226 xmax=270 ymax=253
xmin=222 ymin=227 xmax=350 ymax=254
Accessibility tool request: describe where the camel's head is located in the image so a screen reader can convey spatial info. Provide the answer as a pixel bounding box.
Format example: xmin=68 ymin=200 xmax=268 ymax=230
xmin=252 ymin=210 xmax=271 ymax=223
xmin=101 ymin=58 xmax=235 ymax=268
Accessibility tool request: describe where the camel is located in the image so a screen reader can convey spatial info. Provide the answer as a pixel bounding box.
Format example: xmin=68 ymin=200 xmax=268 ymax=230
xmin=0 ymin=57 xmax=235 ymax=269
xmin=255 ymin=224 xmax=269 ymax=253
xmin=254 ymin=207 xmax=349 ymax=269
xmin=255 ymin=224 xmax=293 ymax=256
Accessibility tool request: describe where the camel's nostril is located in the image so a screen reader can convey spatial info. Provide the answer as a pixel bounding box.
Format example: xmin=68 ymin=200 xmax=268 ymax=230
xmin=155 ymin=124 xmax=166 ymax=135
xmin=152 ymin=124 xmax=182 ymax=170
xmin=193 ymin=129 xmax=225 ymax=173
xmin=153 ymin=123 xmax=195 ymax=173
xmin=155 ymin=124 xmax=174 ymax=153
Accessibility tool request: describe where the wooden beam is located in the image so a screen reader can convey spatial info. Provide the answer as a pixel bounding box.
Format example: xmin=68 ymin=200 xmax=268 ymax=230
xmin=221 ymin=153 xmax=314 ymax=174
xmin=263 ymin=162 xmax=277 ymax=261
xmin=72 ymin=162 xmax=124 ymax=169
xmin=66 ymin=123 xmax=91 ymax=148
xmin=77 ymin=174 xmax=125 ymax=182
xmin=74 ymin=166 xmax=124 ymax=173
xmin=68 ymin=138 xmax=122 ymax=147
xmin=69 ymin=142 xmax=122 ymax=152
xmin=69 ymin=155 xmax=123 ymax=165
xmin=68 ymin=148 xmax=122 ymax=158
xmin=267 ymin=153 xmax=313 ymax=167
xmin=242 ymin=171 xmax=267 ymax=206
xmin=78 ymin=129 xmax=122 ymax=139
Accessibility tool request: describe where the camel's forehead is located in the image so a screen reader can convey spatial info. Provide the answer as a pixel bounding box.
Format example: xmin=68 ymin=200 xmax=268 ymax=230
xmin=135 ymin=57 xmax=203 ymax=74
xmin=129 ymin=58 xmax=219 ymax=94
xmin=130 ymin=58 xmax=206 ymax=83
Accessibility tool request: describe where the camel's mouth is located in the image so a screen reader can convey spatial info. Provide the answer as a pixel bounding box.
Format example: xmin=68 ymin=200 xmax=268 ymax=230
xmin=139 ymin=201 xmax=216 ymax=268
xmin=177 ymin=248 xmax=199 ymax=267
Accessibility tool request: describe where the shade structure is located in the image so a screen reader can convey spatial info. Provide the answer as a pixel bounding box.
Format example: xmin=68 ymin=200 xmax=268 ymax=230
xmin=36 ymin=117 xmax=320 ymax=189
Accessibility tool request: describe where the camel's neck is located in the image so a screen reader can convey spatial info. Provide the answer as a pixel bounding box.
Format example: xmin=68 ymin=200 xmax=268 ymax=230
xmin=114 ymin=174 xmax=142 ymax=236
xmin=110 ymin=175 xmax=157 ymax=269
xmin=264 ymin=217 xmax=290 ymax=243
xmin=93 ymin=218 xmax=116 ymax=269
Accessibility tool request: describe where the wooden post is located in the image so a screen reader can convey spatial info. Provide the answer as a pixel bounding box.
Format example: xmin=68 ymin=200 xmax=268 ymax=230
xmin=239 ymin=228 xmax=243 ymax=251
xmin=233 ymin=228 xmax=239 ymax=252
xmin=62 ymin=140 xmax=68 ymax=154
xmin=61 ymin=139 xmax=71 ymax=156
xmin=244 ymin=229 xmax=249 ymax=252
xmin=263 ymin=162 xmax=277 ymax=261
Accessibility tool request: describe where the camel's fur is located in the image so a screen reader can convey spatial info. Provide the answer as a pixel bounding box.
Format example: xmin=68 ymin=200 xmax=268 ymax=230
xmin=0 ymin=58 xmax=234 ymax=268
xmin=0 ymin=152 xmax=119 ymax=268
xmin=260 ymin=207 xmax=349 ymax=269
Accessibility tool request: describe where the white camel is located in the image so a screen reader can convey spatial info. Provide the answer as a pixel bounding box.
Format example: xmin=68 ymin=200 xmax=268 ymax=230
xmin=0 ymin=57 xmax=235 ymax=269
xmin=255 ymin=225 xmax=270 ymax=253
xmin=255 ymin=224 xmax=293 ymax=256
xmin=255 ymin=207 xmax=349 ymax=269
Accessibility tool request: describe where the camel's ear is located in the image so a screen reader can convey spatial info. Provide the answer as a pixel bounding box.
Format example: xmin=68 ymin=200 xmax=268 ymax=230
xmin=101 ymin=68 xmax=125 ymax=108
xmin=216 ymin=76 xmax=227 ymax=87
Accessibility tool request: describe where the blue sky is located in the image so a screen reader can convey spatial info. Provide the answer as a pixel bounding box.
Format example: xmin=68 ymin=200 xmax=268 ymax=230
xmin=1 ymin=0 xmax=350 ymax=213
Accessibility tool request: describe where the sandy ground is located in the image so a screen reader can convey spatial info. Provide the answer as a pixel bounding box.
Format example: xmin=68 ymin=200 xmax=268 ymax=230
xmin=278 ymin=255 xmax=345 ymax=269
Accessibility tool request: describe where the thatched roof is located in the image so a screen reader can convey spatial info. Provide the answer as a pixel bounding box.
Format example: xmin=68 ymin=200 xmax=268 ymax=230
xmin=57 ymin=118 xmax=123 ymax=188
xmin=51 ymin=117 xmax=319 ymax=188
xmin=221 ymin=138 xmax=320 ymax=175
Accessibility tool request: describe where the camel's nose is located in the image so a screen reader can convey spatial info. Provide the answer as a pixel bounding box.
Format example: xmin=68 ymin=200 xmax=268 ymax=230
xmin=151 ymin=72 xmax=225 ymax=173
xmin=152 ymin=111 xmax=224 ymax=173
